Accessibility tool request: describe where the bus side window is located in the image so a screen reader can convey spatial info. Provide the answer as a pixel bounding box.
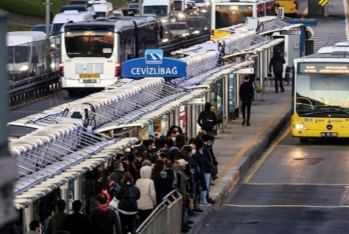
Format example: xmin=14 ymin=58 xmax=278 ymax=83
xmin=120 ymin=37 xmax=126 ymax=62
xmin=32 ymin=46 xmax=38 ymax=63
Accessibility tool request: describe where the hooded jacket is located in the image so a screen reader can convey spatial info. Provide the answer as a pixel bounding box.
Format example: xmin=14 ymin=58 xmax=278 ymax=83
xmin=197 ymin=102 xmax=217 ymax=131
xmin=89 ymin=205 xmax=122 ymax=234
xmin=173 ymin=163 xmax=187 ymax=197
xmin=135 ymin=166 xmax=157 ymax=210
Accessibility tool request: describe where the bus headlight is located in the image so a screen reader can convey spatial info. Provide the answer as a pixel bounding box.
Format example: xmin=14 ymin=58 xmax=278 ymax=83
xmin=19 ymin=65 xmax=29 ymax=71
xmin=293 ymin=123 xmax=307 ymax=130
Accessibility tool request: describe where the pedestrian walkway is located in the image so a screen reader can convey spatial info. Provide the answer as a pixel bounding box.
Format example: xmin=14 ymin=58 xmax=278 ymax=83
xmin=189 ymin=85 xmax=292 ymax=234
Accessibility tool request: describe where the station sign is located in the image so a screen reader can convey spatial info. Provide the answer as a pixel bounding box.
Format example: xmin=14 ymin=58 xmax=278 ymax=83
xmin=122 ymin=49 xmax=187 ymax=78
xmin=299 ymin=63 xmax=349 ymax=74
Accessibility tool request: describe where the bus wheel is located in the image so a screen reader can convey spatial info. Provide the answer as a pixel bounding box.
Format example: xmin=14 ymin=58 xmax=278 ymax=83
xmin=299 ymin=137 xmax=309 ymax=143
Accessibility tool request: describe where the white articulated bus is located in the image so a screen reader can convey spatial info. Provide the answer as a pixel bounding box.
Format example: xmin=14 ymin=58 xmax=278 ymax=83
xmin=7 ymin=31 xmax=46 ymax=81
xmin=213 ymin=0 xmax=276 ymax=29
xmin=59 ymin=17 xmax=159 ymax=96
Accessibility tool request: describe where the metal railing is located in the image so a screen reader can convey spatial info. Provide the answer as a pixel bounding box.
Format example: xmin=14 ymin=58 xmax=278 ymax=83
xmin=136 ymin=190 xmax=183 ymax=234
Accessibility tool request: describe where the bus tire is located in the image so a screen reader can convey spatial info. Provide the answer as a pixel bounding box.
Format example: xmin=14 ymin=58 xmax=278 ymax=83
xmin=299 ymin=137 xmax=309 ymax=143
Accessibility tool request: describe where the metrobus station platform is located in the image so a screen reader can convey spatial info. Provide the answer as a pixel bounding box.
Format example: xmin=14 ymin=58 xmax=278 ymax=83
xmin=189 ymin=85 xmax=291 ymax=234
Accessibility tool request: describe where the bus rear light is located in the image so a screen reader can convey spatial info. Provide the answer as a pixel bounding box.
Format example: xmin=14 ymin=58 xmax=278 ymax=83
xmin=115 ymin=62 xmax=121 ymax=77
xmin=59 ymin=63 xmax=64 ymax=77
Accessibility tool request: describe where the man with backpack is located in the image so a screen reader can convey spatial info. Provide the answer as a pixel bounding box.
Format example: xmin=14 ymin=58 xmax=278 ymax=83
xmin=197 ymin=102 xmax=217 ymax=135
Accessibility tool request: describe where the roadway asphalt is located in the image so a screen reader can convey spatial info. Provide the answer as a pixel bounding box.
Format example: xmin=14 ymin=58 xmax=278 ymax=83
xmin=199 ymin=128 xmax=349 ymax=234
xmin=8 ymin=90 xmax=89 ymax=137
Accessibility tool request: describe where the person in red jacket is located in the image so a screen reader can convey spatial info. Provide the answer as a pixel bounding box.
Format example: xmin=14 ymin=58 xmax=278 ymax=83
xmin=89 ymin=193 xmax=122 ymax=234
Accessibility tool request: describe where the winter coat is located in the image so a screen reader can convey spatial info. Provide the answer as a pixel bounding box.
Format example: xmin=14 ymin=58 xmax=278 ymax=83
xmin=194 ymin=152 xmax=208 ymax=191
xmin=115 ymin=183 xmax=141 ymax=213
xmin=197 ymin=102 xmax=217 ymax=132
xmin=173 ymin=164 xmax=187 ymax=197
xmin=61 ymin=212 xmax=93 ymax=234
xmin=153 ymin=169 xmax=179 ymax=205
xmin=108 ymin=170 xmax=123 ymax=184
xmin=239 ymin=82 xmax=254 ymax=102
xmin=135 ymin=166 xmax=157 ymax=210
xmin=46 ymin=211 xmax=68 ymax=234
xmin=269 ymin=53 xmax=286 ymax=73
xmin=89 ymin=205 xmax=122 ymax=234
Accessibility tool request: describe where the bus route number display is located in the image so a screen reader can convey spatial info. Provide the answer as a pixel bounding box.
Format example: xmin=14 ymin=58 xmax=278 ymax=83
xmin=299 ymin=63 xmax=349 ymax=74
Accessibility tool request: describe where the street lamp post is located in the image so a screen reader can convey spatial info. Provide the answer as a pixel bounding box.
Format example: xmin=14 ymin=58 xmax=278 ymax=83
xmin=0 ymin=10 xmax=18 ymax=229
xmin=45 ymin=0 xmax=52 ymax=73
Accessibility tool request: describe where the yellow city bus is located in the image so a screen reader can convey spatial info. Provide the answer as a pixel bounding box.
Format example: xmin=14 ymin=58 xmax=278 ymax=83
xmin=292 ymin=43 xmax=349 ymax=143
xmin=275 ymin=0 xmax=297 ymax=15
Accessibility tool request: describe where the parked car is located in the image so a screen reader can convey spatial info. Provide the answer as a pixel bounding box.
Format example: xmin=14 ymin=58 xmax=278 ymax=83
xmin=113 ymin=10 xmax=124 ymax=17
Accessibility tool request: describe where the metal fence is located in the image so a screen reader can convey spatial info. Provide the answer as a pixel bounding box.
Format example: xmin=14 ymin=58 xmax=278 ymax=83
xmin=136 ymin=190 xmax=183 ymax=234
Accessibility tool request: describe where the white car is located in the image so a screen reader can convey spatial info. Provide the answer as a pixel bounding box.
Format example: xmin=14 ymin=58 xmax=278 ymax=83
xmin=113 ymin=10 xmax=123 ymax=17
xmin=169 ymin=22 xmax=189 ymax=38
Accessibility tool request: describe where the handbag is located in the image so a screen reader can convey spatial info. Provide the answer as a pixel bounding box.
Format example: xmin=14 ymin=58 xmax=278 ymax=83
xmin=108 ymin=197 xmax=119 ymax=210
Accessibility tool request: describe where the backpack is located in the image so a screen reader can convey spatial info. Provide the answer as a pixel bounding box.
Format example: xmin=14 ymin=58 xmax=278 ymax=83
xmin=202 ymin=111 xmax=214 ymax=130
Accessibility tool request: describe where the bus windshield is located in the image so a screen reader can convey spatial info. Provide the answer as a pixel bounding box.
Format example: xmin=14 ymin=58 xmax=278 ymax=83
xmin=143 ymin=6 xmax=168 ymax=16
xmin=216 ymin=5 xmax=252 ymax=28
xmin=64 ymin=28 xmax=114 ymax=58
xmin=95 ymin=12 xmax=107 ymax=17
xmin=169 ymin=24 xmax=187 ymax=30
xmin=8 ymin=46 xmax=29 ymax=63
xmin=296 ymin=73 xmax=349 ymax=116
xmin=51 ymin=23 xmax=64 ymax=36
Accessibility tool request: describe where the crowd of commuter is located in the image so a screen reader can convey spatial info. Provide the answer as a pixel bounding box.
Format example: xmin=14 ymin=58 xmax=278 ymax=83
xmin=3 ymin=102 xmax=219 ymax=234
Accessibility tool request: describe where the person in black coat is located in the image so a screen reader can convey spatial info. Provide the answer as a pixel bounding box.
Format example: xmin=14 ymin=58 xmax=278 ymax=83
xmin=239 ymin=75 xmax=254 ymax=126
xmin=152 ymin=159 xmax=179 ymax=205
xmin=197 ymin=102 xmax=217 ymax=134
xmin=108 ymin=161 xmax=124 ymax=185
xmin=89 ymin=193 xmax=122 ymax=234
xmin=115 ymin=172 xmax=141 ymax=234
xmin=61 ymin=200 xmax=92 ymax=234
xmin=269 ymin=50 xmax=286 ymax=93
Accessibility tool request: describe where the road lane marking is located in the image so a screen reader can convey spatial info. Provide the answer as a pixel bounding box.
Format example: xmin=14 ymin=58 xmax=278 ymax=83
xmin=277 ymin=145 xmax=348 ymax=148
xmin=223 ymin=204 xmax=349 ymax=208
xmin=244 ymin=182 xmax=349 ymax=186
xmin=243 ymin=126 xmax=290 ymax=183
xmin=218 ymin=97 xmax=292 ymax=179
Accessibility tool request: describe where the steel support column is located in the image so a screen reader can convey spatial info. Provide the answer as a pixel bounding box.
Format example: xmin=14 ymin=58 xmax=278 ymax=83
xmin=74 ymin=176 xmax=82 ymax=201
xmin=22 ymin=204 xmax=34 ymax=233
xmin=0 ymin=10 xmax=17 ymax=228
xmin=60 ymin=183 xmax=70 ymax=214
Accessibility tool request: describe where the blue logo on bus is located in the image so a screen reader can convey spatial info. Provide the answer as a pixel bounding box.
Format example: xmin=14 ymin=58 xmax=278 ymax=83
xmin=145 ymin=49 xmax=163 ymax=64
xmin=122 ymin=49 xmax=187 ymax=78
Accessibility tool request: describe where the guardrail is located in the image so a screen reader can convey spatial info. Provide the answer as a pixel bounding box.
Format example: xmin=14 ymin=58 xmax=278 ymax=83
xmin=161 ymin=33 xmax=210 ymax=54
xmin=8 ymin=71 xmax=60 ymax=106
xmin=136 ymin=190 xmax=183 ymax=234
